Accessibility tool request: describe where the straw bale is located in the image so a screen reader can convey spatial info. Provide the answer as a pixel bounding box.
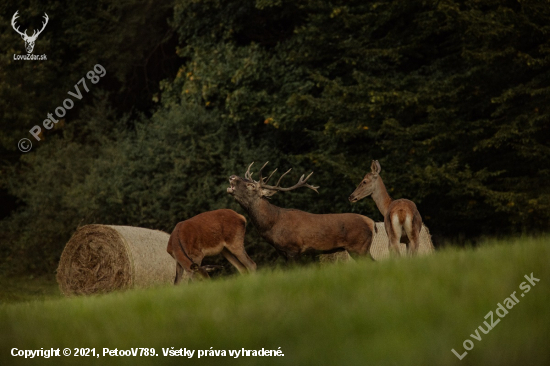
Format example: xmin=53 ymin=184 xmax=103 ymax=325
xmin=369 ymin=222 xmax=434 ymax=261
xmin=56 ymin=225 xmax=176 ymax=296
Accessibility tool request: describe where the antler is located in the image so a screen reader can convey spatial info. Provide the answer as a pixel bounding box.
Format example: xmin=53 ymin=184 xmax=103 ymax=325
xmin=244 ymin=162 xmax=255 ymax=181
xmin=244 ymin=162 xmax=278 ymax=184
xmin=262 ymin=167 xmax=278 ymax=184
xmin=257 ymin=162 xmax=319 ymax=193
xmin=11 ymin=11 xmax=27 ymax=37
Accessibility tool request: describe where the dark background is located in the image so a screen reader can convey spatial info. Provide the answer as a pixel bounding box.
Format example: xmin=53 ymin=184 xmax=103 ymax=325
xmin=1 ymin=0 xmax=548 ymax=275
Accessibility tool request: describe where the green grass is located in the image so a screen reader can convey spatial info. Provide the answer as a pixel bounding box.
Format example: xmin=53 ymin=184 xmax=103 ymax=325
xmin=0 ymin=275 xmax=61 ymax=303
xmin=1 ymin=236 xmax=549 ymax=366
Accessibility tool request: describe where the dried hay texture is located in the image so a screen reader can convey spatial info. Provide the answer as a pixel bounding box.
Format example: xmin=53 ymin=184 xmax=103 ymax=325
xmin=369 ymin=222 xmax=434 ymax=261
xmin=56 ymin=225 xmax=175 ymax=296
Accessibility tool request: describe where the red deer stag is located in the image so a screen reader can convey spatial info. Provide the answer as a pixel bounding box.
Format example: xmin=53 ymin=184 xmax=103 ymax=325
xmin=167 ymin=209 xmax=256 ymax=284
xmin=227 ymin=162 xmax=375 ymax=260
xmin=349 ymin=160 xmax=422 ymax=256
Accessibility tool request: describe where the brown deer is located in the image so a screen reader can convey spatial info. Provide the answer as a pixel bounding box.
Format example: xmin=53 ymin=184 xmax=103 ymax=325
xmin=349 ymin=160 xmax=422 ymax=256
xmin=167 ymin=209 xmax=256 ymax=284
xmin=227 ymin=162 xmax=375 ymax=260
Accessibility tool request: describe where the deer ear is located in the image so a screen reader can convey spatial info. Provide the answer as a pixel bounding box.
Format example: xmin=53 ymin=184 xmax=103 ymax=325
xmin=246 ymin=183 xmax=256 ymax=191
xmin=260 ymin=188 xmax=278 ymax=198
xmin=370 ymin=160 xmax=379 ymax=175
xmin=375 ymin=160 xmax=381 ymax=174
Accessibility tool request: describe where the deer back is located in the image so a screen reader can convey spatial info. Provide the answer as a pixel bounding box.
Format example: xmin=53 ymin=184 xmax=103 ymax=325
xmin=267 ymin=209 xmax=375 ymax=254
xmin=168 ymin=209 xmax=246 ymax=256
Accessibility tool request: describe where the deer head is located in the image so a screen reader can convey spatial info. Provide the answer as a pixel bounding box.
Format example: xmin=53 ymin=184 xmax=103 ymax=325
xmin=349 ymin=160 xmax=381 ymax=202
xmin=11 ymin=11 xmax=49 ymax=54
xmin=227 ymin=162 xmax=319 ymax=208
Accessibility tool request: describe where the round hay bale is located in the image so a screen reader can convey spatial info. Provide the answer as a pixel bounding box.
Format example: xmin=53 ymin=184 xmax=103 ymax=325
xmin=369 ymin=223 xmax=434 ymax=261
xmin=56 ymin=225 xmax=176 ymax=296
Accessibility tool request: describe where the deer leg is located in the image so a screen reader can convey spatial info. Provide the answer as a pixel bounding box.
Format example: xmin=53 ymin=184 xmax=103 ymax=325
xmin=385 ymin=216 xmax=402 ymax=257
xmin=407 ymin=235 xmax=419 ymax=256
xmin=173 ymin=247 xmax=207 ymax=281
xmin=235 ymin=250 xmax=257 ymax=273
xmin=224 ymin=245 xmax=257 ymax=273
xmin=172 ymin=250 xmax=197 ymax=284
xmin=388 ymin=235 xmax=401 ymax=258
xmin=223 ymin=228 xmax=256 ymax=273
xmin=405 ymin=216 xmax=421 ymax=256
xmin=174 ymin=262 xmax=184 ymax=285
xmin=221 ymin=247 xmax=248 ymax=274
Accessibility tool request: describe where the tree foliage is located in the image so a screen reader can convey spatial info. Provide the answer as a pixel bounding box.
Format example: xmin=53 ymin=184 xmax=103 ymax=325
xmin=1 ymin=0 xmax=548 ymax=274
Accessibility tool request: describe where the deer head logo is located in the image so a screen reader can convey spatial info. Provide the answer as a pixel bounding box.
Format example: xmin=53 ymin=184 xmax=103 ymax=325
xmin=11 ymin=11 xmax=49 ymax=54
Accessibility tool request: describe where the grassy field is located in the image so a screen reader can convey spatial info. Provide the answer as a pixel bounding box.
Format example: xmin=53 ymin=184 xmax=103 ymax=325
xmin=1 ymin=236 xmax=549 ymax=366
xmin=0 ymin=275 xmax=61 ymax=303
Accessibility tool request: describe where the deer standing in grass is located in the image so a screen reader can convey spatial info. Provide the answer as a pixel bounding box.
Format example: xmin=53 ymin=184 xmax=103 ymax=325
xmin=167 ymin=209 xmax=256 ymax=284
xmin=227 ymin=162 xmax=375 ymax=260
xmin=349 ymin=160 xmax=422 ymax=257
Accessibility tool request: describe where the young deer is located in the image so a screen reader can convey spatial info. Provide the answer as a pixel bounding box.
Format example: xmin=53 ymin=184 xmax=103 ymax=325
xmin=349 ymin=160 xmax=422 ymax=256
xmin=167 ymin=209 xmax=256 ymax=284
xmin=227 ymin=162 xmax=375 ymax=260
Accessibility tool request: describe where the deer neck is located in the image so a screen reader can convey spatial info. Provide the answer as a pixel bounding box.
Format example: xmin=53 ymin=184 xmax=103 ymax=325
xmin=246 ymin=197 xmax=280 ymax=232
xmin=371 ymin=177 xmax=392 ymax=216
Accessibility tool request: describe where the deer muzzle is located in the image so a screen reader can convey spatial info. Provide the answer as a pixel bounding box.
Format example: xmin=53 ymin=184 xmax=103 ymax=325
xmin=227 ymin=175 xmax=237 ymax=194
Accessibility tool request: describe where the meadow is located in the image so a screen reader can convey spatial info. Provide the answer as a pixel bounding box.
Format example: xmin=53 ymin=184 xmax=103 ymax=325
xmin=1 ymin=235 xmax=548 ymax=366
